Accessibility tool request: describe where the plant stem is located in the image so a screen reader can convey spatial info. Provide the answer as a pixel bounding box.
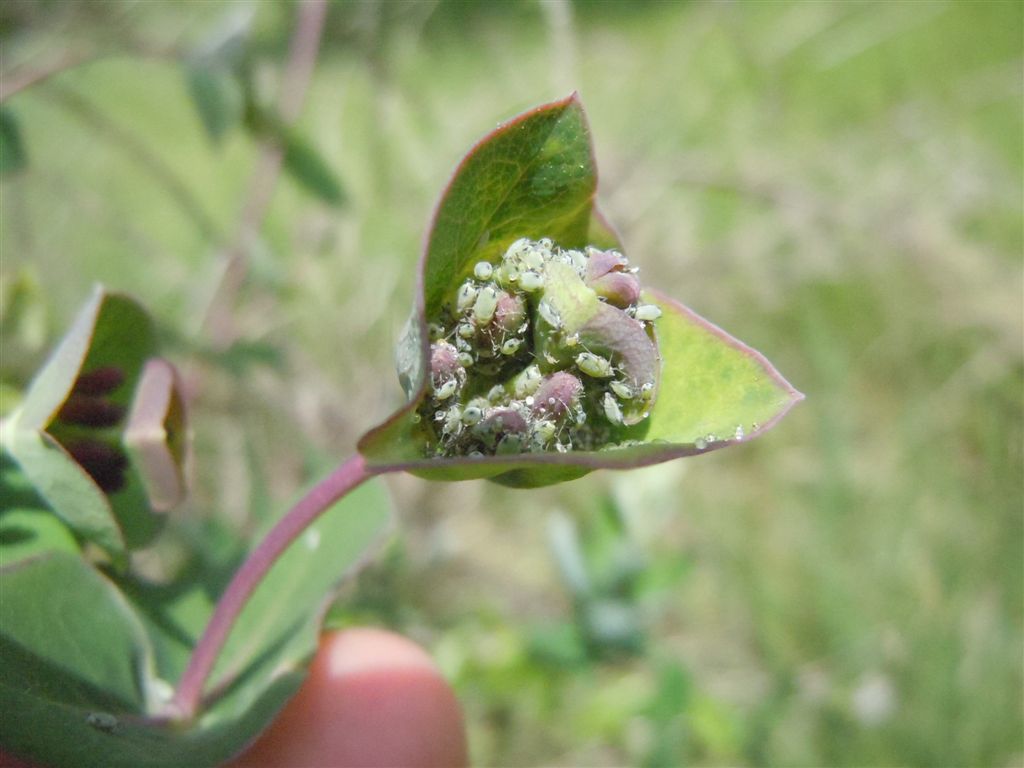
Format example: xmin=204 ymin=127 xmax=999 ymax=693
xmin=202 ymin=0 xmax=329 ymax=349
xmin=172 ymin=453 xmax=377 ymax=720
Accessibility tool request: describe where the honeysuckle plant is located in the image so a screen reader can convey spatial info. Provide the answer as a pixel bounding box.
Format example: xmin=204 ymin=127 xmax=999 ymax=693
xmin=0 ymin=94 xmax=801 ymax=768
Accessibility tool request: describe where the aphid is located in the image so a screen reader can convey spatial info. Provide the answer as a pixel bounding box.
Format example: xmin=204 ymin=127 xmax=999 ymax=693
xmin=564 ymin=332 xmax=580 ymax=347
xmin=455 ymin=336 xmax=472 ymax=353
xmin=500 ymin=338 xmax=522 ymax=356
xmin=518 ymin=271 xmax=544 ymax=292
xmin=456 ymin=281 xmax=479 ymax=311
xmin=461 ymin=405 xmax=483 ymax=426
xmin=521 ymin=248 xmax=545 ymax=271
xmin=497 ymin=263 xmax=520 ymax=284
xmin=433 ymin=378 xmax=458 ymax=401
xmin=633 ymin=304 xmax=662 ymax=322
xmin=512 ymin=364 xmax=543 ymax=398
xmin=537 ymin=299 xmax=561 ymax=329
xmin=428 ymin=323 xmax=446 ymax=340
xmin=487 ymin=385 xmax=506 ymax=403
xmin=609 ymin=380 xmax=635 ymax=400
xmin=505 ymin=238 xmax=531 ymax=261
xmin=603 ymin=392 xmax=624 ymax=425
xmin=473 ymin=261 xmax=494 ymax=280
xmin=473 ymin=286 xmax=499 ymax=326
xmin=458 ymin=352 xmax=474 ymax=367
xmin=532 ymin=419 xmax=557 ymax=446
xmin=537 ymin=237 xmax=553 ymax=250
xmin=639 ymin=382 xmax=655 ymax=401
xmin=575 ymin=352 xmax=614 ymax=378
xmin=443 ymin=407 xmax=463 ymax=434
xmin=457 ymin=322 xmax=476 ymax=339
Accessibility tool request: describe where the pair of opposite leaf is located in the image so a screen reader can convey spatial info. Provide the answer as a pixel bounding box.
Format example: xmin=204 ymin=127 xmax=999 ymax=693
xmin=358 ymin=93 xmax=803 ymax=488
xmin=11 ymin=94 xmax=801 ymax=525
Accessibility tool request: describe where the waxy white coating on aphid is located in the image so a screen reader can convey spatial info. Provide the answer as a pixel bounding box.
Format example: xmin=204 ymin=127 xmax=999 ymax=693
xmin=575 ymin=352 xmax=614 ymax=378
xmin=633 ymin=304 xmax=662 ymax=322
xmin=473 ymin=286 xmax=499 ymax=325
xmin=457 ymin=322 xmax=475 ymax=339
xmin=433 ymin=379 xmax=458 ymax=400
xmin=500 ymin=338 xmax=522 ymax=356
xmin=461 ymin=405 xmax=483 ymax=426
xmin=473 ymin=261 xmax=494 ymax=280
xmin=512 ymin=364 xmax=543 ymax=398
xmin=521 ymin=248 xmax=545 ymax=271
xmin=609 ymin=380 xmax=635 ymax=400
xmin=456 ymin=281 xmax=479 ymax=311
xmin=537 ymin=299 xmax=561 ymax=329
xmin=603 ymin=392 xmax=624 ymax=425
xmin=532 ymin=419 xmax=557 ymax=446
xmin=505 ymin=238 xmax=532 ymax=260
xmin=443 ymin=406 xmax=463 ymax=435
xmin=518 ymin=271 xmax=544 ymax=292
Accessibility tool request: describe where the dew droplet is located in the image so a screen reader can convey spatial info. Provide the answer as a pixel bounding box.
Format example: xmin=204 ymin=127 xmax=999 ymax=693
xmin=694 ymin=437 xmax=707 ymax=450
xmin=734 ymin=425 xmax=745 ymax=440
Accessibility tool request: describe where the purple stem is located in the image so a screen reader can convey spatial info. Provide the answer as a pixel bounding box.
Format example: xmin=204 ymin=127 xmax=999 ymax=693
xmin=171 ymin=453 xmax=377 ymax=720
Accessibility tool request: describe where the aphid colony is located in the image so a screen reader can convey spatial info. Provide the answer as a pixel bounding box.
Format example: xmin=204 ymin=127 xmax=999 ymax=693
xmin=417 ymin=237 xmax=661 ymax=457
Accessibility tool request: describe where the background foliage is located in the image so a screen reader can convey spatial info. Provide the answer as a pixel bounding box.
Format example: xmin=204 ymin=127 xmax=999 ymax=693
xmin=1 ymin=1 xmax=1021 ymax=766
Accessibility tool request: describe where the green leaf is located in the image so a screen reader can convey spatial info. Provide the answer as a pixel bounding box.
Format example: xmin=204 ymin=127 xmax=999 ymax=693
xmin=0 ymin=106 xmax=28 ymax=176
xmin=245 ymin=104 xmax=345 ymax=206
xmin=281 ymin=128 xmax=346 ymax=206
xmin=0 ymin=507 xmax=80 ymax=569
xmin=0 ymin=553 xmax=157 ymax=718
xmin=3 ymin=424 xmax=126 ymax=565
xmin=18 ymin=286 xmax=154 ymax=432
xmin=207 ymin=478 xmax=392 ymax=699
xmin=421 ymin=95 xmax=597 ymax=321
xmin=358 ymin=95 xmax=803 ymax=488
xmin=184 ymin=64 xmax=244 ymax=143
xmin=6 ymin=286 xmax=177 ymax=553
xmin=0 ymin=479 xmax=392 ymax=768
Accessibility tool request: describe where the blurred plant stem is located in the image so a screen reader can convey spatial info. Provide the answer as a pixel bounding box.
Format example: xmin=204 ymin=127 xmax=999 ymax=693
xmin=201 ymin=0 xmax=329 ymax=350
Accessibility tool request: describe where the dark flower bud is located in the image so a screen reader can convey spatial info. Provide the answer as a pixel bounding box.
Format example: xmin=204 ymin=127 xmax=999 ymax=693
xmin=66 ymin=438 xmax=129 ymax=494
xmin=492 ymin=292 xmax=526 ymax=333
xmin=589 ymin=271 xmax=641 ymax=308
xmin=56 ymin=394 xmax=126 ymax=428
xmin=531 ymin=371 xmax=583 ymax=420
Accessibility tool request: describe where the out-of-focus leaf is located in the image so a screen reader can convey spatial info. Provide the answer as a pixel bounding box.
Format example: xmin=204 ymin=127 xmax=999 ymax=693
xmin=207 ymin=478 xmax=392 ymax=697
xmin=0 ymin=553 xmax=157 ymax=723
xmin=5 ymin=286 xmax=184 ymax=552
xmin=0 ymin=508 xmax=79 ymax=569
xmin=3 ymin=421 xmax=125 ymax=566
xmin=0 ymin=477 xmax=392 ymax=768
xmin=17 ymin=286 xmax=153 ymax=432
xmin=184 ymin=64 xmax=244 ymax=143
xmin=281 ymin=128 xmax=345 ymax=206
xmin=123 ymin=358 xmax=189 ymax=512
xmin=0 ymin=107 xmax=27 ymax=176
xmin=245 ymin=105 xmax=345 ymax=206
xmin=358 ymin=95 xmax=802 ymax=488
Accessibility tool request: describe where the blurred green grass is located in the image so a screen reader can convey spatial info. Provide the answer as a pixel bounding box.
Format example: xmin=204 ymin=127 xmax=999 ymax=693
xmin=2 ymin=1 xmax=1021 ymax=765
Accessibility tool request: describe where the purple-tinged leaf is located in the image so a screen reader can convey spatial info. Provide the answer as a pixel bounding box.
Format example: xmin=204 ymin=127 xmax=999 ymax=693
xmin=123 ymin=358 xmax=190 ymax=513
